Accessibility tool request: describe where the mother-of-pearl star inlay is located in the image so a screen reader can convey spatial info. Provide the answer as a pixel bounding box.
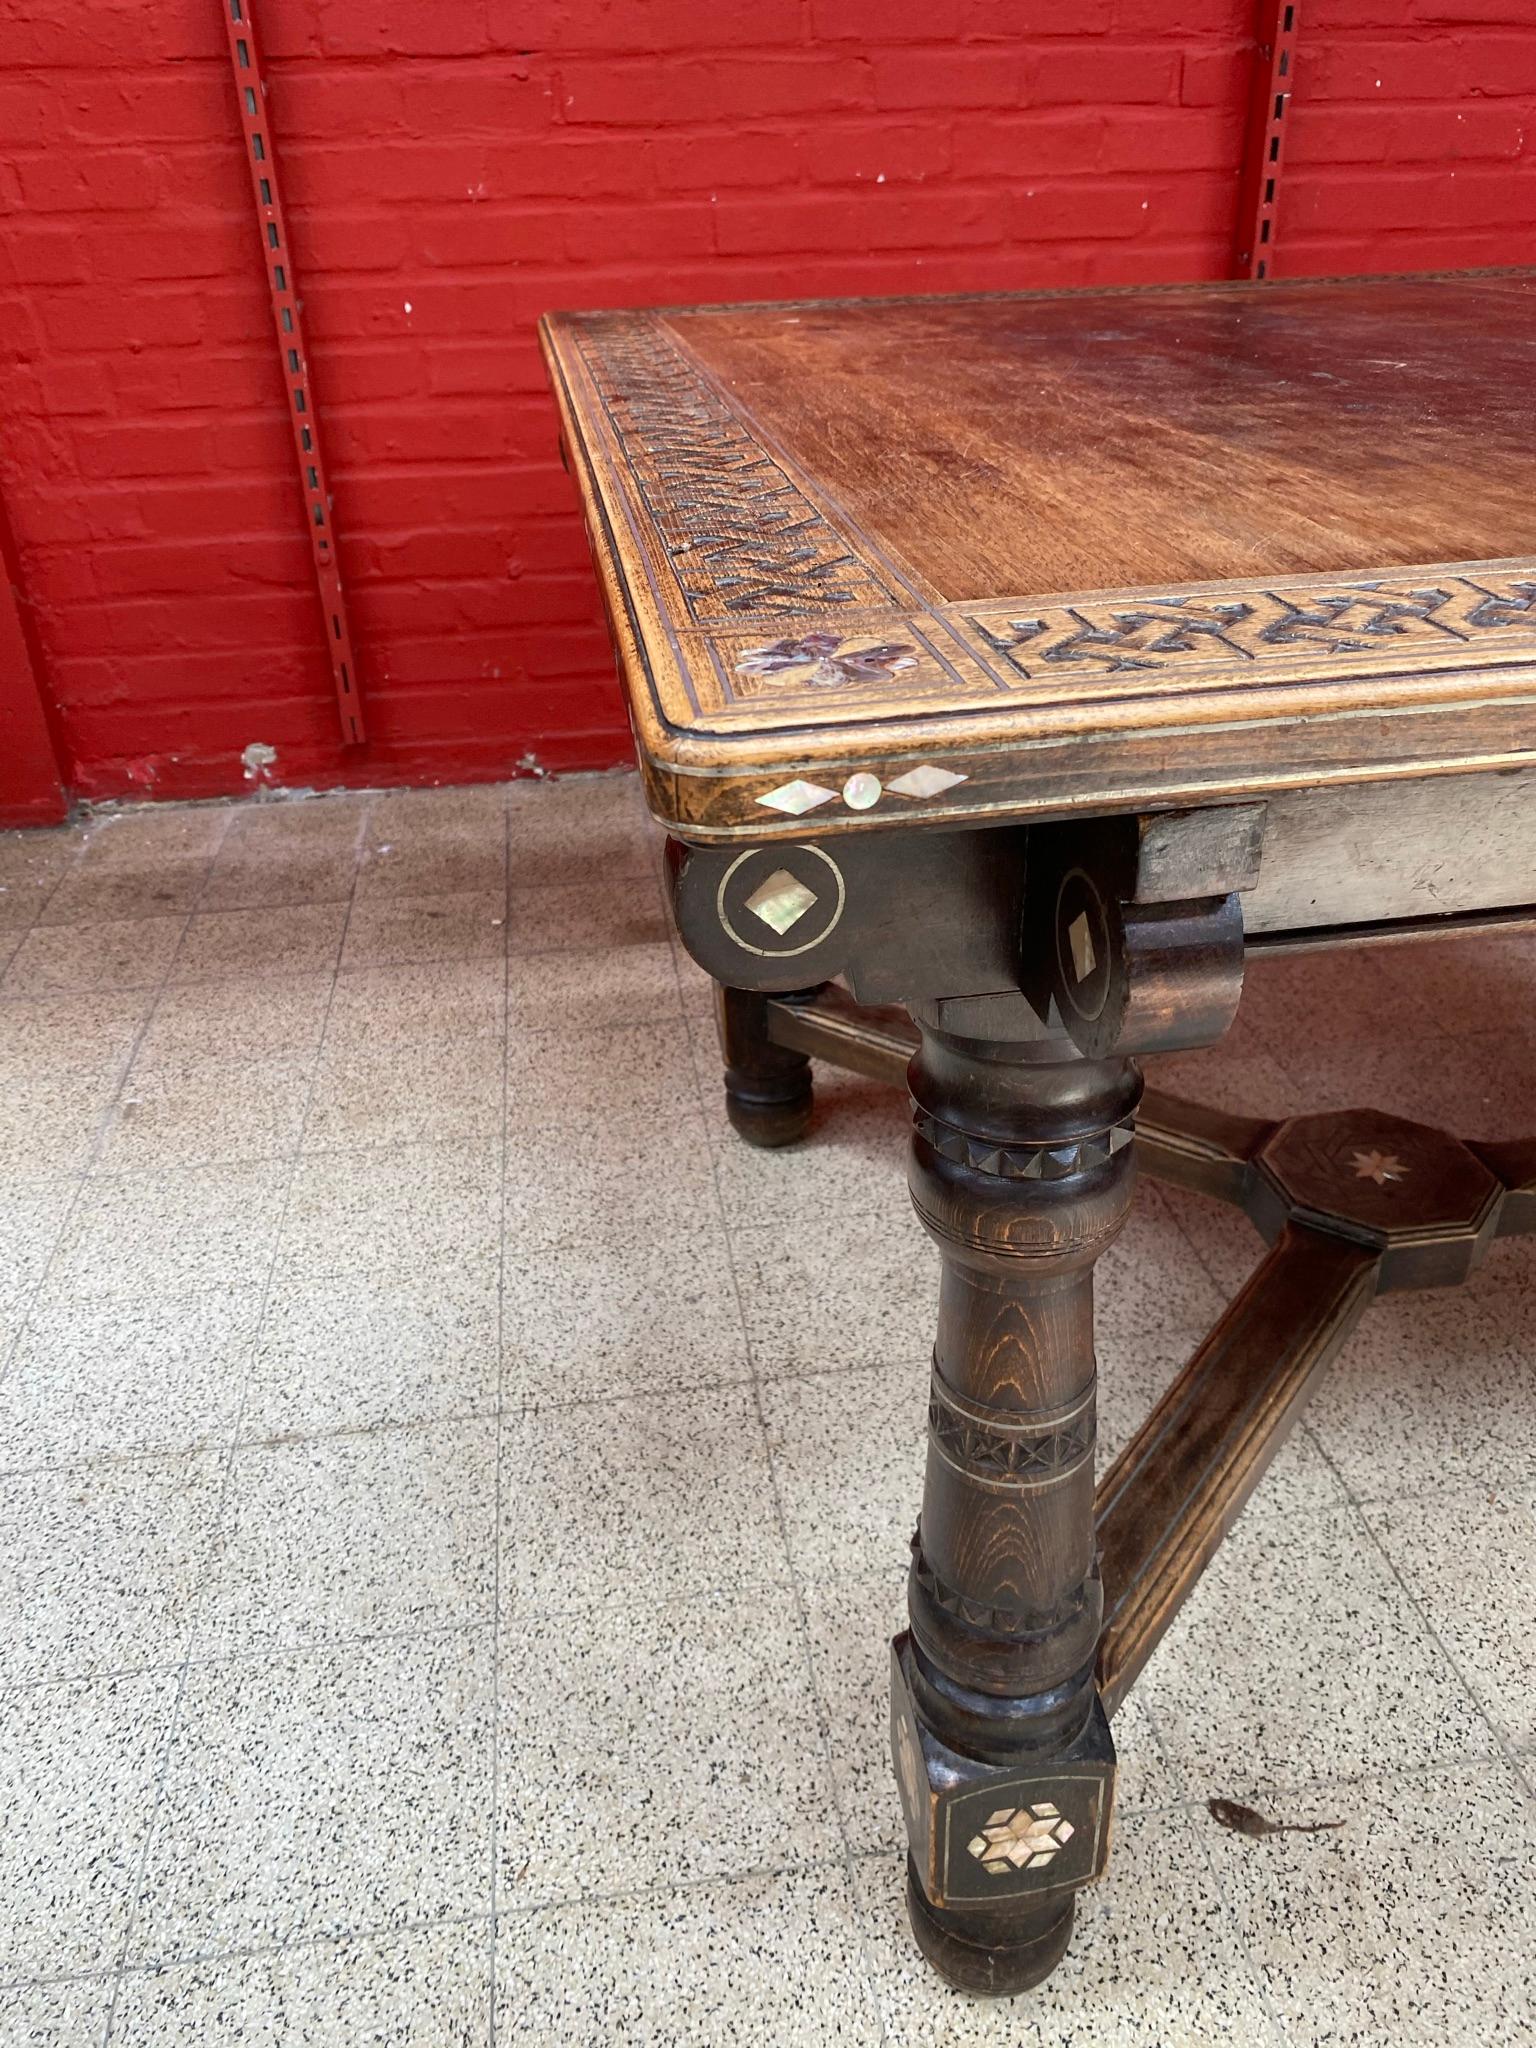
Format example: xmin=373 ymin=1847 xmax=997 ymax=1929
xmin=1351 ymin=1148 xmax=1409 ymax=1185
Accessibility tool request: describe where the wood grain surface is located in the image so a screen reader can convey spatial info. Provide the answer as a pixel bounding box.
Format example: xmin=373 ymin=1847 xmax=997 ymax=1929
xmin=541 ymin=272 xmax=1536 ymax=840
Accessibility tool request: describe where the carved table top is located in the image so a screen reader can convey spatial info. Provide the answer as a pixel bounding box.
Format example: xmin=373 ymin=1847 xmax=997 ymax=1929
xmin=541 ymin=271 xmax=1536 ymax=843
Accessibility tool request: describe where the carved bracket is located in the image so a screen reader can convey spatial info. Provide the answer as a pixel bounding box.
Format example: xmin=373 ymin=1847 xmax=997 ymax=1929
xmin=668 ymin=804 xmax=1266 ymax=1059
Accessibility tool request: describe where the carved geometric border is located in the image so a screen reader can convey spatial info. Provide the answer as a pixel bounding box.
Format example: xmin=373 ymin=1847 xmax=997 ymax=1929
xmin=561 ymin=315 xmax=1536 ymax=765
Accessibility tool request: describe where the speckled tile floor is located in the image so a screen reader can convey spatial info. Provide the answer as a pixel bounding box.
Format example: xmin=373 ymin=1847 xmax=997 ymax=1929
xmin=1 ymin=775 xmax=1534 ymax=2047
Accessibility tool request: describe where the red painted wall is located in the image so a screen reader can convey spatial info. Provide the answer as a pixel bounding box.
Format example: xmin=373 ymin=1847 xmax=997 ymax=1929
xmin=0 ymin=1 xmax=1532 ymax=805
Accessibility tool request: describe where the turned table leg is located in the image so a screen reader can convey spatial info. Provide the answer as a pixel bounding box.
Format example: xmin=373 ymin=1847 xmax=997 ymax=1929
xmin=714 ymin=984 xmax=818 ymax=1148
xmin=893 ymin=1025 xmax=1140 ymax=1994
xmin=665 ymin=812 xmax=1253 ymax=1993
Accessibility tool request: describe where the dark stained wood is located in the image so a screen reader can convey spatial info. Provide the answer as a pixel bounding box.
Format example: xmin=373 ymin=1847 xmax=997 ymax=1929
xmin=762 ymin=988 xmax=1273 ymax=1210
xmin=896 ymin=1018 xmax=1137 ymax=1995
xmin=714 ymin=984 xmax=816 ymax=1148
xmin=1094 ymin=1224 xmax=1379 ymax=1720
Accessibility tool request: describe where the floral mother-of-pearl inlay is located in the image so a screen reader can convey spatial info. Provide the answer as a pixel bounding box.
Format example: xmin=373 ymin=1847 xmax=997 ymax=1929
xmin=734 ymin=632 xmax=919 ymax=688
xmin=756 ymin=763 xmax=968 ymax=816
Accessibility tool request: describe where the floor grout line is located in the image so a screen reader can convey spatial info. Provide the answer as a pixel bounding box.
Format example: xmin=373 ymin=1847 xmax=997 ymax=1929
xmin=487 ymin=796 xmax=513 ymax=2047
xmin=98 ymin=804 xmax=369 ymax=2047
xmin=665 ymin=953 xmax=895 ymax=2044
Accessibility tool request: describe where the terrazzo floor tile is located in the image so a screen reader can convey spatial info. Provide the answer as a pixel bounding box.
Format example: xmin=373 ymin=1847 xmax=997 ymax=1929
xmin=506 ymin=941 xmax=682 ymax=1035
xmin=325 ymin=957 xmax=506 ymax=1051
xmin=0 ymin=1071 xmax=117 ymax=1176
xmin=354 ymin=833 xmax=508 ymax=903
xmin=36 ymin=854 xmax=211 ymax=929
xmin=0 ymin=989 xmax=152 ymax=1085
xmin=1304 ymin=1285 xmax=1531 ymax=1503
xmin=110 ymin=1920 xmax=492 ymax=2046
xmin=501 ymin=1109 xmax=721 ymax=1254
xmin=505 ymin=776 xmax=653 ymax=887
xmin=133 ymin=975 xmax=332 ymax=1069
xmin=171 ymin=904 xmax=348 ymax=983
xmin=0 ymin=826 xmax=83 ymax=927
xmin=35 ymin=810 xmax=228 ymax=924
xmin=1090 ymin=1184 xmax=1229 ymax=1348
xmin=198 ymin=799 xmax=365 ymax=910
xmin=0 ymin=1451 xmax=224 ymax=1683
xmin=0 ymin=1670 xmax=176 ymax=1983
xmin=1362 ymin=1483 xmax=1536 ymax=1748
xmin=1387 ymin=928 xmax=1536 ymax=1039
xmin=497 ymin=1588 xmax=839 ymax=1903
xmin=0 ymin=1974 xmax=112 ymax=2047
xmin=356 ymin=793 xmax=507 ymax=899
xmin=499 ymin=1385 xmax=790 ymax=1615
xmin=1154 ymin=1180 xmax=1270 ymax=1297
xmin=43 ymin=1160 xmax=288 ymax=1303
xmin=1136 ymin=1498 xmax=1500 ymax=1798
xmin=1206 ymin=1763 xmax=1536 ymax=2048
xmin=98 ymin=1051 xmax=314 ymax=1172
xmin=800 ymin=1573 xmax=1183 ymax=1854
xmin=1141 ymin=1036 xmax=1310 ymax=1120
xmin=495 ymin=1865 xmax=883 ymax=2047
xmin=1266 ymin=1026 xmax=1536 ymax=1135
xmin=277 ymin=1140 xmax=502 ymax=1283
xmin=505 ymin=1020 xmax=700 ymax=1118
xmin=340 ymin=890 xmax=508 ymax=970
xmin=200 ymin=1418 xmax=497 ymax=1654
xmin=500 ymin=1234 xmax=751 ymax=1403
xmin=853 ymin=1807 xmax=1284 ymax=2047
xmin=244 ymin=1262 xmax=500 ymax=1437
xmin=0 ymin=915 xmax=184 ymax=997
xmin=0 ymin=1287 xmax=261 ymax=1470
xmin=364 ymin=784 xmax=507 ymax=844
xmin=704 ymin=1083 xmax=911 ymax=1226
xmin=731 ymin=1214 xmax=941 ymax=1382
xmin=506 ymin=874 xmax=671 ymax=954
xmin=301 ymin=1033 xmax=505 ymax=1153
xmin=761 ymin=1364 xmax=927 ymax=1582
xmin=1238 ymin=943 xmax=1444 ymax=1050
xmin=128 ymin=1630 xmax=494 ymax=1963
xmin=0 ymin=1177 xmax=79 ymax=1318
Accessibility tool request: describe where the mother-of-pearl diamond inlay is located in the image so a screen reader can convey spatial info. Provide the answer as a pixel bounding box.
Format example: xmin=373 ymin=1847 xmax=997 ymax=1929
xmin=887 ymin=764 xmax=968 ymax=799
xmin=756 ymin=779 xmax=838 ymax=816
xmin=967 ymin=1802 xmax=1076 ymax=1875
xmin=756 ymin=764 xmax=969 ymax=815
xmin=1068 ymin=911 xmax=1098 ymax=981
xmin=744 ymin=868 xmax=819 ymax=935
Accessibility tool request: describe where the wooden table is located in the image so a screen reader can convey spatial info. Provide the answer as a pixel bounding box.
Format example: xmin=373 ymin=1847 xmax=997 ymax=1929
xmin=541 ymin=273 xmax=1536 ymax=1996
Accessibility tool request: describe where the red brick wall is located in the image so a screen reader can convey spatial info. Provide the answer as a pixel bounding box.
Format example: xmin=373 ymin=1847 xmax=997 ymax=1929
xmin=1280 ymin=2 xmax=1536 ymax=275
xmin=0 ymin=1 xmax=1530 ymax=805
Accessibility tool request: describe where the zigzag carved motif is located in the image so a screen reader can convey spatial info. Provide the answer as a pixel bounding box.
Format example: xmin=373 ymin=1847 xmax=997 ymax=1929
xmin=927 ymin=1395 xmax=1095 ymax=1481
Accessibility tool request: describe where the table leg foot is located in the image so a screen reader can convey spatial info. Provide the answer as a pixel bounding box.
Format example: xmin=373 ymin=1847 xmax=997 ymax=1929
xmin=715 ymin=984 xmax=815 ymax=1147
xmin=906 ymin=1860 xmax=1075 ymax=1997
